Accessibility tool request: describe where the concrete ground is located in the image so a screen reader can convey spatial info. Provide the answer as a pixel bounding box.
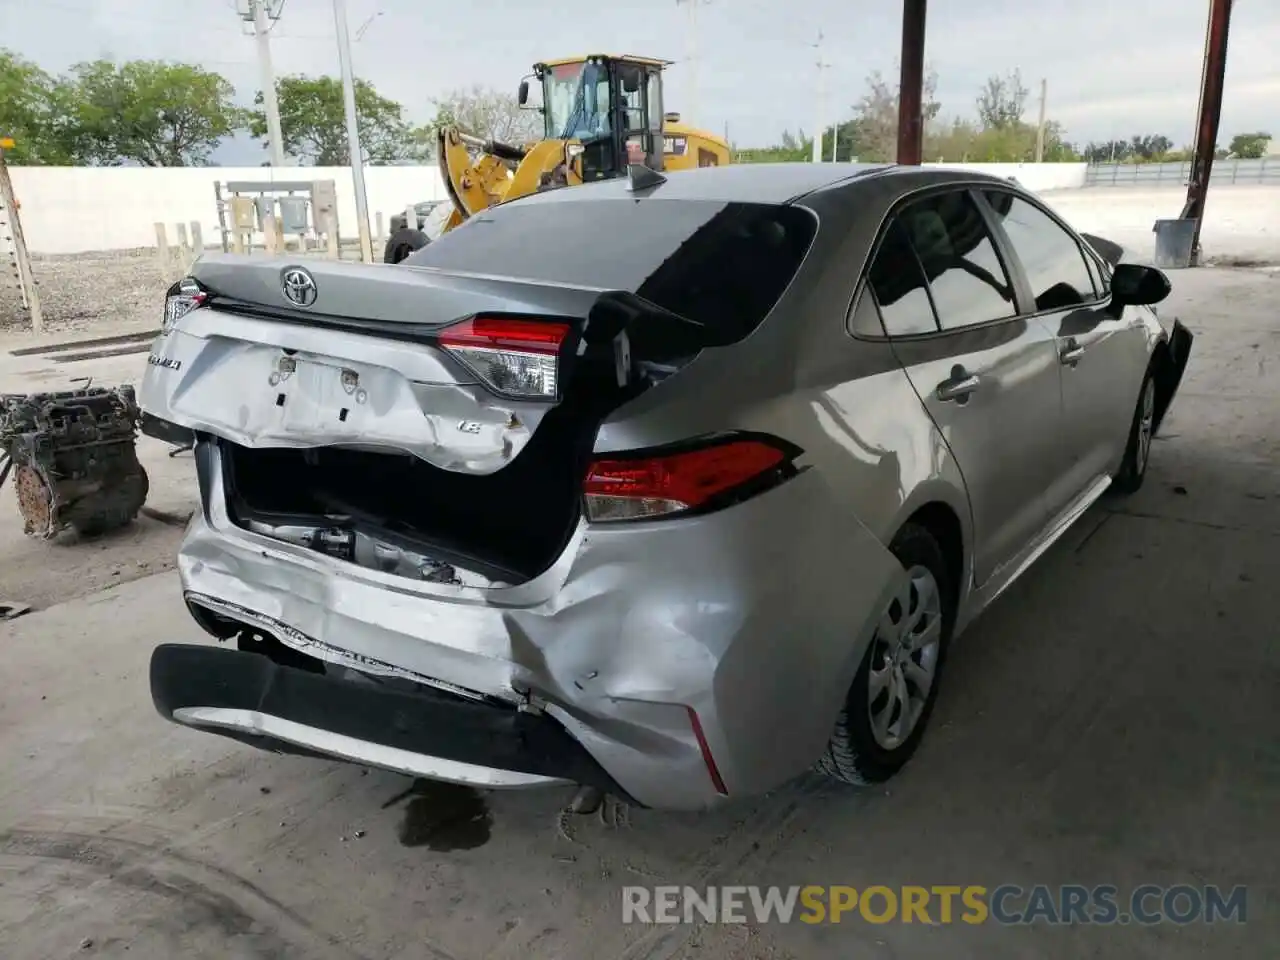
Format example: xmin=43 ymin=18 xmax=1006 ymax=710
xmin=1 ymin=267 xmax=1278 ymax=957
xmin=1040 ymin=184 xmax=1280 ymax=266
xmin=0 ymin=320 xmax=197 ymax=611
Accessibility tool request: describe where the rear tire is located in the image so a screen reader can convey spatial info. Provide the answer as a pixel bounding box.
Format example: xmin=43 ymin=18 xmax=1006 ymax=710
xmin=383 ymin=227 xmax=429 ymax=264
xmin=1110 ymin=365 xmax=1157 ymax=496
xmin=818 ymin=523 xmax=955 ymax=786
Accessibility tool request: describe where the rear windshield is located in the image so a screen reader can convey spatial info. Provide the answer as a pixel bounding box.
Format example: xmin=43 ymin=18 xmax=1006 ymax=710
xmin=406 ymin=197 xmax=817 ymax=342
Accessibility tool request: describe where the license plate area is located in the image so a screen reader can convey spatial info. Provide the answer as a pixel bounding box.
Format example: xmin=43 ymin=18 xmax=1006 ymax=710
xmin=272 ymin=356 xmax=369 ymax=433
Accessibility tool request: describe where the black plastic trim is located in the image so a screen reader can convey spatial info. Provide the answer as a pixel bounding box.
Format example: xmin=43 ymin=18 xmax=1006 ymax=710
xmin=150 ymin=642 xmax=638 ymax=804
xmin=139 ymin=412 xmax=196 ymax=448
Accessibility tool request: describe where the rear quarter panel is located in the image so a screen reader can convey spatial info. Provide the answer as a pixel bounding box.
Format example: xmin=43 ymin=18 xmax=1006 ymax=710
xmin=594 ymin=172 xmax=975 ymax=559
xmin=584 ymin=177 xmax=978 ymax=791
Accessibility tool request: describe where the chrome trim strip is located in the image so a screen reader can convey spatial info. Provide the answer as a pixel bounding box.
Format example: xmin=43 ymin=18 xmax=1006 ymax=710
xmin=985 ymin=474 xmax=1112 ymax=609
xmin=172 ymin=706 xmax=568 ymax=789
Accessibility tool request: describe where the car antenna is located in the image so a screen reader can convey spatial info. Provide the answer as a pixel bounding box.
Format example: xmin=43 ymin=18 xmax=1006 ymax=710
xmin=626 ymin=163 xmax=666 ymax=192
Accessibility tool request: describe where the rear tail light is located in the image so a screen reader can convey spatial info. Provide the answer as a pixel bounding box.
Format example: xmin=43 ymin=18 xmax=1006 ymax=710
xmin=163 ymin=277 xmax=208 ymax=332
xmin=438 ymin=315 xmax=571 ymax=400
xmin=583 ymin=434 xmax=800 ymax=522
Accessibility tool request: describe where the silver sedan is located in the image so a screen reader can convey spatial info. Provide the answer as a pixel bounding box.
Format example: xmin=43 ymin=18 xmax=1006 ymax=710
xmin=138 ymin=162 xmax=1192 ymax=811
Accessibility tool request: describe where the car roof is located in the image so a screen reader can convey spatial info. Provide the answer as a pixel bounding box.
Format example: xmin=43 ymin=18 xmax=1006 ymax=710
xmin=506 ymin=162 xmax=1019 ymax=208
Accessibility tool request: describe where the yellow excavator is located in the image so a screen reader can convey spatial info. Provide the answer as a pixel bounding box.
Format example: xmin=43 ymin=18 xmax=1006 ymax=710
xmin=382 ymin=54 xmax=731 ymax=263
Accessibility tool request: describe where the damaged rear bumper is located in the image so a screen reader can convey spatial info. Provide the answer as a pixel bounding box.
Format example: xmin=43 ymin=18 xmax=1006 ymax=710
xmin=163 ymin=438 xmax=902 ymax=810
xmin=151 ymin=643 xmax=636 ymax=800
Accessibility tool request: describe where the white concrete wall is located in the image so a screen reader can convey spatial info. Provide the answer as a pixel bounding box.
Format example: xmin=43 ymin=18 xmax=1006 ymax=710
xmin=924 ymin=161 xmax=1089 ymax=191
xmin=9 ymin=165 xmax=448 ymax=255
xmin=8 ymin=161 xmax=1088 ymax=255
xmin=1040 ymin=184 xmax=1280 ymax=266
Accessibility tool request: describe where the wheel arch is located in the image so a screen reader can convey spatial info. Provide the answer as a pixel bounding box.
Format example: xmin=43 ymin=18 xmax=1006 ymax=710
xmin=899 ymin=500 xmax=965 ymax=613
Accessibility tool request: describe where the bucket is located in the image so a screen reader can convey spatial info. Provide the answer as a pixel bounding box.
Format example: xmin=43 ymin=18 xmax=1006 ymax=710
xmin=1152 ymin=218 xmax=1198 ymax=269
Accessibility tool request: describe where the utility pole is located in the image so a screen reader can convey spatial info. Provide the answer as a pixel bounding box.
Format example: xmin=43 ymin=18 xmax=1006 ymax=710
xmin=896 ymin=0 xmax=927 ymax=165
xmin=333 ymin=0 xmax=373 ymax=263
xmin=1181 ymin=0 xmax=1234 ymax=265
xmin=676 ymin=0 xmax=709 ymax=124
xmin=812 ymin=31 xmax=830 ymax=163
xmin=1034 ymin=78 xmax=1048 ymax=162
xmin=240 ymin=0 xmax=286 ymax=166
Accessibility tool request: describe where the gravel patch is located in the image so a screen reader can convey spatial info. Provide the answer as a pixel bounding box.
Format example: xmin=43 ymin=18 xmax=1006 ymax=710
xmin=0 ymin=249 xmax=170 ymax=335
xmin=0 ymin=242 xmax=383 ymax=336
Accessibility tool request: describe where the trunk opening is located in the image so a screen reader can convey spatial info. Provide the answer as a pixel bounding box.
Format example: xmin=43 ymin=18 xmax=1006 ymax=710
xmin=209 ymin=293 xmax=715 ymax=586
xmin=221 ymin=393 xmax=608 ymax=586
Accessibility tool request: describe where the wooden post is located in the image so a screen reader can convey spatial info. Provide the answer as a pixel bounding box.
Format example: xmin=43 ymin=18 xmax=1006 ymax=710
xmin=375 ymin=211 xmax=385 ymax=246
xmin=262 ymin=214 xmax=279 ymax=255
xmin=324 ymin=211 xmax=339 ymax=260
xmin=0 ymin=143 xmax=42 ymax=334
xmin=190 ymin=221 xmax=204 ymax=258
xmin=154 ymin=222 xmax=172 ymax=280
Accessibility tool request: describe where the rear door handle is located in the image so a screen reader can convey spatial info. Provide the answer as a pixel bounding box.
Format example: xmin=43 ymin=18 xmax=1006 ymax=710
xmin=936 ymin=369 xmax=981 ymax=403
xmin=1060 ymin=338 xmax=1085 ymax=366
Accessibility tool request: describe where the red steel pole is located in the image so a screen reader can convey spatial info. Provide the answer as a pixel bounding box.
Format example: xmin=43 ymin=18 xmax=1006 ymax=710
xmin=897 ymin=0 xmax=927 ymax=165
xmin=1180 ymin=0 xmax=1233 ymax=264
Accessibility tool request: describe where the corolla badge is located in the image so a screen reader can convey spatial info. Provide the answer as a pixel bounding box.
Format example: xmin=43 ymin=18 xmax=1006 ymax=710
xmin=281 ymin=266 xmax=318 ymax=307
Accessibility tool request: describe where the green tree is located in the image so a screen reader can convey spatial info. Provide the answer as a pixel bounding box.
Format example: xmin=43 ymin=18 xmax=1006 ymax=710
xmin=406 ymin=85 xmax=541 ymax=162
xmin=817 ymin=119 xmax=864 ymax=162
xmin=63 ymin=59 xmax=244 ymax=166
xmin=1228 ymin=132 xmax=1271 ymax=159
xmin=937 ymin=71 xmax=1078 ymax=163
xmin=975 ymin=70 xmax=1028 ymax=131
xmin=253 ymin=75 xmax=408 ymax=165
xmin=846 ymin=67 xmax=942 ymax=162
xmin=0 ymin=50 xmax=75 ymax=163
xmin=734 ymin=129 xmax=812 ymax=163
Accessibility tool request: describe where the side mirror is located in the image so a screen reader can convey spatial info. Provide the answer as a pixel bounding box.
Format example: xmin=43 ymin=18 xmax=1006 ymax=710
xmin=517 ymin=80 xmax=529 ymax=106
xmin=1111 ymin=263 xmax=1171 ymax=307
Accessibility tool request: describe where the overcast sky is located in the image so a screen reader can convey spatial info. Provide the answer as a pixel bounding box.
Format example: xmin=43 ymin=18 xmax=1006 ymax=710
xmin=2 ymin=0 xmax=1277 ymax=164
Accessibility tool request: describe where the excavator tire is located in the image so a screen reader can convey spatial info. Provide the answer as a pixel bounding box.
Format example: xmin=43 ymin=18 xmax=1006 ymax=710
xmin=384 ymin=227 xmax=430 ymax=264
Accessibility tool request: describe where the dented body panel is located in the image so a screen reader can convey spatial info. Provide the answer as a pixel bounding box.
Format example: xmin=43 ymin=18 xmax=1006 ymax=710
xmin=140 ymin=163 xmax=1191 ymax=810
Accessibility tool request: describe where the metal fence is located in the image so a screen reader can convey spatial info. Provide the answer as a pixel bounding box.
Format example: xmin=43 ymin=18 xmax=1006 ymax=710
xmin=1084 ymin=157 xmax=1280 ymax=187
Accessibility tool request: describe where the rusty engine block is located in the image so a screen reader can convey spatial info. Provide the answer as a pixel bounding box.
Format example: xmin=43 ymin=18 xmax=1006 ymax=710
xmin=0 ymin=385 xmax=149 ymax=539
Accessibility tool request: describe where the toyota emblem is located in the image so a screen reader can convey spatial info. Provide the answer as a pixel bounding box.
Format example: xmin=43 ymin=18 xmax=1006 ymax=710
xmin=281 ymin=266 xmax=318 ymax=307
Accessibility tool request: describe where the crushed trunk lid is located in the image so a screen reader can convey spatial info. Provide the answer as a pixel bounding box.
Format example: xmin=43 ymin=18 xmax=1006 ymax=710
xmin=140 ymin=253 xmax=706 ymax=476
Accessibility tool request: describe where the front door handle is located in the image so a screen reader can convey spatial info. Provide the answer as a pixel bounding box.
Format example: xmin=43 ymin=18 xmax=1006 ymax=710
xmin=936 ymin=367 xmax=981 ymax=403
xmin=1060 ymin=338 xmax=1085 ymax=366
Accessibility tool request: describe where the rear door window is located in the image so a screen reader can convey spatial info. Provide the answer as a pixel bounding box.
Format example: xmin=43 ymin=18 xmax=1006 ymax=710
xmin=407 ymin=198 xmax=817 ymax=344
xmin=898 ymin=190 xmax=1018 ymax=331
xmin=863 ymin=218 xmax=939 ymax=337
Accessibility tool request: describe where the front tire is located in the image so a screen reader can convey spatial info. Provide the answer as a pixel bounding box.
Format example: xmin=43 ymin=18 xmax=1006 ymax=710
xmin=818 ymin=523 xmax=955 ymax=786
xmin=383 ymin=227 xmax=429 ymax=264
xmin=1110 ymin=367 xmax=1157 ymax=496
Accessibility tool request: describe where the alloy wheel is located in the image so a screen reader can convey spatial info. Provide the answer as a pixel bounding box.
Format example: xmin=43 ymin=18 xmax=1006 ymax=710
xmin=1136 ymin=377 xmax=1156 ymax=476
xmin=867 ymin=564 xmax=943 ymax=751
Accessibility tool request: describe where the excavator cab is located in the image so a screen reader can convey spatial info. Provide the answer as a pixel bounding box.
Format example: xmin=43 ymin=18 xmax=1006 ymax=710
xmin=524 ymin=55 xmax=669 ymax=180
